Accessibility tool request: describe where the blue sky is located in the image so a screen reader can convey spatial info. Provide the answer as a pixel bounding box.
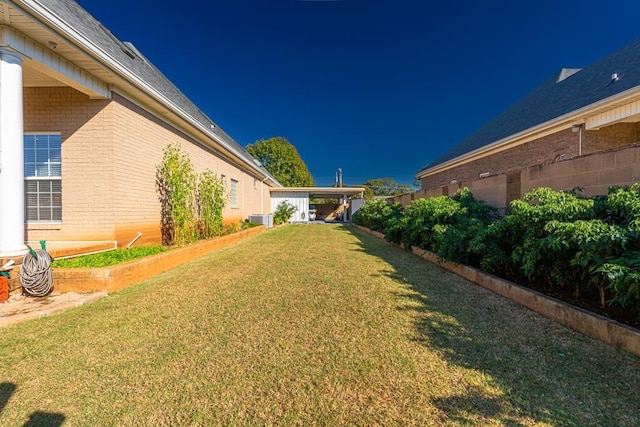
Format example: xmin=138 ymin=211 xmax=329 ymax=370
xmin=79 ymin=0 xmax=640 ymax=187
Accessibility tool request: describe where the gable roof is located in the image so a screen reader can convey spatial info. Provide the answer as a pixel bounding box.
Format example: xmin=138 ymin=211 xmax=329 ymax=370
xmin=20 ymin=0 xmax=280 ymax=185
xmin=419 ymin=36 xmax=640 ymax=175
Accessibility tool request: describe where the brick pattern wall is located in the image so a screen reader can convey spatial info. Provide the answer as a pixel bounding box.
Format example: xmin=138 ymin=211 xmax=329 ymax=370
xmin=24 ymin=87 xmax=115 ymax=242
xmin=583 ymin=122 xmax=640 ymax=154
xmin=23 ymin=87 xmax=270 ymax=246
xmin=392 ymin=123 xmax=640 ymax=209
xmin=110 ymin=92 xmax=269 ymax=244
xmin=522 ymin=144 xmax=640 ymax=197
xmin=421 ymin=122 xmax=640 ymax=192
xmin=421 ymin=128 xmax=579 ymax=190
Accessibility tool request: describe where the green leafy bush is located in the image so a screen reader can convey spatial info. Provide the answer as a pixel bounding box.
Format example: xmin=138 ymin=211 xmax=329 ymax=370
xmin=353 ymin=199 xmax=402 ymax=233
xmin=483 ymin=187 xmax=595 ymax=284
xmin=197 ymin=170 xmax=227 ymax=238
xmin=594 ymin=185 xmax=640 ymax=310
xmin=384 ymin=189 xmax=496 ymax=266
xmin=273 ymin=201 xmax=297 ymax=225
xmin=433 ymin=189 xmax=497 ymax=266
xmin=385 ymin=195 xmax=460 ymax=250
xmin=356 ymin=185 xmax=640 ymax=319
xmin=156 ymin=143 xmax=198 ymax=245
xmin=598 ymin=253 xmax=640 ymax=310
xmin=156 ymin=144 xmax=228 ymax=245
xmin=543 ymin=219 xmax=627 ymax=307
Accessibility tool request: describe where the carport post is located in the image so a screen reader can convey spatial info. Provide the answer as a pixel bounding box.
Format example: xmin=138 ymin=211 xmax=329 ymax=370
xmin=343 ymin=193 xmax=347 ymax=223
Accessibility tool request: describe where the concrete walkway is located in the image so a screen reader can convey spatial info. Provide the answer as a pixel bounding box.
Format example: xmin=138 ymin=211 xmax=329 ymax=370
xmin=0 ymin=292 xmax=107 ymax=327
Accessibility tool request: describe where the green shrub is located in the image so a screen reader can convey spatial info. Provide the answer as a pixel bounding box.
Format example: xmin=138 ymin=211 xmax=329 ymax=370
xmin=594 ymin=185 xmax=640 ymax=310
xmin=543 ymin=219 xmax=627 ymax=307
xmin=353 ymin=199 xmax=402 ymax=233
xmin=433 ymin=189 xmax=498 ymax=266
xmin=387 ymin=195 xmax=461 ymax=249
xmin=197 ymin=170 xmax=227 ymax=238
xmin=156 ymin=144 xmax=198 ymax=245
xmin=356 ymin=184 xmax=640 ymax=318
xmin=484 ymin=187 xmax=595 ymax=285
xmin=273 ymin=201 xmax=297 ymax=225
xmin=157 ymin=144 xmax=229 ymax=245
xmin=598 ymin=253 xmax=640 ymax=311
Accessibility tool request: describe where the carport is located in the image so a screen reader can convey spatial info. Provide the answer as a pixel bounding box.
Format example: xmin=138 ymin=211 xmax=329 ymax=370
xmin=270 ymin=187 xmax=365 ymax=223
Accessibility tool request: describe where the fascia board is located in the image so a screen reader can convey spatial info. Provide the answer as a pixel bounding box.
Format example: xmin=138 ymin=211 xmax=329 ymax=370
xmin=15 ymin=0 xmax=277 ymax=182
xmin=418 ymin=85 xmax=640 ymax=179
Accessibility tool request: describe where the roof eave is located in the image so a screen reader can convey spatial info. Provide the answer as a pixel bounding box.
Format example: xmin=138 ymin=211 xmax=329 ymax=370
xmin=16 ymin=0 xmax=281 ymax=185
xmin=270 ymin=187 xmax=365 ymax=195
xmin=417 ymin=84 xmax=640 ymax=179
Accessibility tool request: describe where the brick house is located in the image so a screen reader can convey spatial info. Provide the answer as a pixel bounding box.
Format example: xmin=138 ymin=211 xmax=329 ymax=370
xmin=414 ymin=37 xmax=640 ymax=208
xmin=0 ymin=0 xmax=280 ymax=257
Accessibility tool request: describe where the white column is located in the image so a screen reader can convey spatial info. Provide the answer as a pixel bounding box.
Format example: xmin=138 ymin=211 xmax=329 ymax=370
xmin=343 ymin=194 xmax=347 ymax=223
xmin=0 ymin=50 xmax=27 ymax=256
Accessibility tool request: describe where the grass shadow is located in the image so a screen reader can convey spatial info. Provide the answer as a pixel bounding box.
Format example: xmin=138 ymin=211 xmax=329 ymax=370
xmin=23 ymin=411 xmax=65 ymax=426
xmin=0 ymin=382 xmax=16 ymax=416
xmin=343 ymin=226 xmax=640 ymax=426
xmin=1 ymin=382 xmax=65 ymax=426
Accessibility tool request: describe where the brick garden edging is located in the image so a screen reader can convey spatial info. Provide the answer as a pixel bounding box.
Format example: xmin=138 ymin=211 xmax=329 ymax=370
xmin=53 ymin=225 xmax=266 ymax=294
xmin=353 ymin=224 xmax=640 ymax=357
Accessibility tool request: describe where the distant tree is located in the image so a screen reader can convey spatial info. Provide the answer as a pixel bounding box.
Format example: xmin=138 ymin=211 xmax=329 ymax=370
xmin=349 ymin=184 xmax=374 ymax=200
xmin=413 ymin=176 xmax=422 ymax=188
xmin=362 ymin=186 xmax=375 ymax=200
xmin=246 ymin=137 xmax=314 ymax=187
xmin=362 ymin=178 xmax=413 ymax=197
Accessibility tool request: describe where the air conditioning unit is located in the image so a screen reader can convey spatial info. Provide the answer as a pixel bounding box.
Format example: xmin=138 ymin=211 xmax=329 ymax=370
xmin=249 ymin=214 xmax=273 ymax=229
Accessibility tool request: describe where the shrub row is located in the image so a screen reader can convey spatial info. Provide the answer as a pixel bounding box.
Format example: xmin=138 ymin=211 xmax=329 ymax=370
xmin=354 ymin=186 xmax=640 ymax=316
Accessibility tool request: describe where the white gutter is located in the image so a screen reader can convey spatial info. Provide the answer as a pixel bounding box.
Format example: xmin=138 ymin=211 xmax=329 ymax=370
xmin=260 ymin=176 xmax=268 ymax=214
xmin=14 ymin=0 xmax=279 ymax=185
xmin=418 ymin=84 xmax=640 ymax=178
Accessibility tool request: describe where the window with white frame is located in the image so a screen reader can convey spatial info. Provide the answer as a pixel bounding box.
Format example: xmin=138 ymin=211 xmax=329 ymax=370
xmin=24 ymin=133 xmax=62 ymax=222
xmin=230 ymin=179 xmax=238 ymax=207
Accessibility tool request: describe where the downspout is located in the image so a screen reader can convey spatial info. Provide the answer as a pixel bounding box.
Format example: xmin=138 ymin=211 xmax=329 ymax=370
xmin=579 ymin=125 xmax=583 ymax=156
xmin=260 ymin=176 xmax=268 ymax=214
xmin=242 ymin=174 xmax=245 ymax=220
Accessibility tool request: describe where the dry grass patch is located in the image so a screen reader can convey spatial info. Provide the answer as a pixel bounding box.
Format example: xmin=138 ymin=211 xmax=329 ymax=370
xmin=0 ymin=224 xmax=639 ymax=426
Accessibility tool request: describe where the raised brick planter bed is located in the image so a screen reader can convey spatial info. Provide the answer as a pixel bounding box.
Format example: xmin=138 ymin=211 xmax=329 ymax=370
xmin=353 ymin=224 xmax=640 ymax=357
xmin=53 ymin=225 xmax=265 ymax=294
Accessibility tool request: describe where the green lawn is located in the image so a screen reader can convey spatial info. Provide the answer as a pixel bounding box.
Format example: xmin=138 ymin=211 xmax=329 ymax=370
xmin=1 ymin=224 xmax=639 ymax=426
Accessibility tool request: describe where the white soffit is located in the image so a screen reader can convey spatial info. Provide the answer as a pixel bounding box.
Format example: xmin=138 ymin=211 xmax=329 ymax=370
xmin=0 ymin=24 xmax=109 ymax=98
xmin=586 ymin=99 xmax=640 ymax=129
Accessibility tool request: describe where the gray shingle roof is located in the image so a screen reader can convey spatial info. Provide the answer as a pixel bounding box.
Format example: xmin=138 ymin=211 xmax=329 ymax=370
xmin=35 ymin=0 xmax=276 ymax=181
xmin=420 ymin=37 xmax=640 ymax=173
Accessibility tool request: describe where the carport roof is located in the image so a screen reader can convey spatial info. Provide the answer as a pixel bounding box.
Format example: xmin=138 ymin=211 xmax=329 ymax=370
xmin=270 ymin=187 xmax=365 ymax=199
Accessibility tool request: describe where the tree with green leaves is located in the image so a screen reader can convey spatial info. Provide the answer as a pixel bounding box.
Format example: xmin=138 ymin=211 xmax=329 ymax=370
xmin=246 ymin=137 xmax=314 ymax=187
xmin=362 ymin=178 xmax=414 ymax=197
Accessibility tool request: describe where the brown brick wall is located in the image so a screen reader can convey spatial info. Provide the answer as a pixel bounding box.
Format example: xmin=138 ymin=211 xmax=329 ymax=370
xmin=467 ymin=174 xmax=508 ymax=208
xmin=522 ymin=144 xmax=640 ymax=196
xmin=421 ymin=122 xmax=640 ymax=192
xmin=23 ymin=87 xmax=271 ymax=246
xmin=583 ymin=122 xmax=640 ymax=154
xmin=421 ymin=128 xmax=579 ymax=190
